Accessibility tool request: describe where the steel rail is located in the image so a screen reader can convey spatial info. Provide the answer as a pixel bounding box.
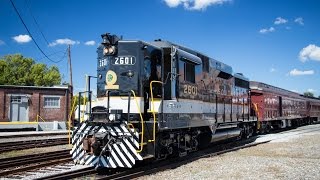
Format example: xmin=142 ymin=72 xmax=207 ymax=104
xmin=0 ymin=138 xmax=68 ymax=153
xmin=0 ymin=150 xmax=71 ymax=177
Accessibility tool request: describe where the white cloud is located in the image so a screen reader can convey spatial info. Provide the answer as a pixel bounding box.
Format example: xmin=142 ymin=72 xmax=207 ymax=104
xmin=294 ymin=17 xmax=304 ymax=25
xmin=164 ymin=0 xmax=230 ymax=11
xmin=12 ymin=34 xmax=32 ymax=44
xmin=164 ymin=0 xmax=182 ymax=7
xmin=84 ymin=40 xmax=96 ymax=46
xmin=270 ymin=68 xmax=276 ymax=72
xmin=259 ymin=27 xmax=275 ymax=34
xmin=0 ymin=40 xmax=5 ymax=45
xmin=299 ymin=44 xmax=320 ymax=62
xmin=49 ymin=38 xmax=80 ymax=47
xmin=289 ymin=69 xmax=314 ymax=76
xmin=274 ymin=17 xmax=288 ymax=25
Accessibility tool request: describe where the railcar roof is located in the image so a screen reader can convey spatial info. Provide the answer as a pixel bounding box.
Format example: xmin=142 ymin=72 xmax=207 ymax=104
xmin=250 ymin=81 xmax=302 ymax=97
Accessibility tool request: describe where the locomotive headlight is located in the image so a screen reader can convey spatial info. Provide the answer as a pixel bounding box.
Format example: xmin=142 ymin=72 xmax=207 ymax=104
xmin=103 ymin=46 xmax=116 ymax=55
xmin=108 ymin=46 xmax=116 ymax=54
xmin=103 ymin=47 xmax=109 ymax=55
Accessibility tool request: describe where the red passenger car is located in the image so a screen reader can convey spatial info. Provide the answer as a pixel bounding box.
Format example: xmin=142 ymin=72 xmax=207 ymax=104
xmin=250 ymin=81 xmax=320 ymax=133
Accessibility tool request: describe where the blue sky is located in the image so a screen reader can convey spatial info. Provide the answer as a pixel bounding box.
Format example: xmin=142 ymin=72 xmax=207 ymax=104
xmin=1 ymin=0 xmax=320 ymax=97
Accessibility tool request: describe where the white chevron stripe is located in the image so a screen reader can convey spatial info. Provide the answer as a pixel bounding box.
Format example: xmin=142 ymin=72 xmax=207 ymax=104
xmin=100 ymin=157 xmax=107 ymax=167
xmin=113 ymin=144 xmax=132 ymax=168
xmin=133 ymin=133 xmax=139 ymax=148
xmin=123 ymin=139 xmax=143 ymax=160
xmin=72 ymin=123 xmax=86 ymax=142
xmin=114 ymin=126 xmax=129 ymax=136
xmin=120 ymin=124 xmax=130 ymax=133
xmin=119 ymin=142 xmax=135 ymax=164
xmin=98 ymin=127 xmax=107 ymax=132
xmin=110 ymin=147 xmax=124 ymax=167
xmin=106 ymin=155 xmax=117 ymax=168
xmin=90 ymin=157 xmax=99 ymax=166
xmin=71 ymin=133 xmax=85 ymax=154
xmin=113 ymin=126 xmax=121 ymax=133
xmin=72 ymin=123 xmax=87 ymax=142
xmin=109 ymin=126 xmax=117 ymax=136
xmin=79 ymin=150 xmax=86 ymax=164
xmin=72 ymin=139 xmax=81 ymax=159
xmin=85 ymin=155 xmax=95 ymax=165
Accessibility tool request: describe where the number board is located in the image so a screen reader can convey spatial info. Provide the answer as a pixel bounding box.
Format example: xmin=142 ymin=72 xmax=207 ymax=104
xmin=112 ymin=56 xmax=136 ymax=65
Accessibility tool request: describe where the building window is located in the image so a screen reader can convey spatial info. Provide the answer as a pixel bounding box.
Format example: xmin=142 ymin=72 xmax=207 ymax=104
xmin=44 ymin=97 xmax=60 ymax=108
xmin=11 ymin=96 xmax=22 ymax=103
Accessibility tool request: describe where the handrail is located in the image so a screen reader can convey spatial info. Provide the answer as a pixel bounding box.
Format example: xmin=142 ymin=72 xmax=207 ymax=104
xmin=68 ymin=95 xmax=78 ymax=145
xmin=253 ymin=103 xmax=260 ymax=129
xmin=81 ymin=75 xmax=89 ymax=122
xmin=36 ymin=114 xmax=45 ymax=122
xmin=149 ymin=81 xmax=163 ymax=143
xmin=130 ymin=90 xmax=144 ymax=153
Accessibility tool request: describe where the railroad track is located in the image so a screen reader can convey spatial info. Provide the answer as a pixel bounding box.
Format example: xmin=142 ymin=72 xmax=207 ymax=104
xmin=35 ymin=124 xmax=320 ymax=180
xmin=0 ymin=132 xmax=68 ymax=139
xmin=0 ymin=150 xmax=71 ymax=177
xmin=0 ymin=138 xmax=68 ymax=153
xmin=36 ymin=138 xmax=269 ymax=180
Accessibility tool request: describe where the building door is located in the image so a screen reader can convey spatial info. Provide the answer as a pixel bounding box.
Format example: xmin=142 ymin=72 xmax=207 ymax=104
xmin=10 ymin=96 xmax=29 ymax=122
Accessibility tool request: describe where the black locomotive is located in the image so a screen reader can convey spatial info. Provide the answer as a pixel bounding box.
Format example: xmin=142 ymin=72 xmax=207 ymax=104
xmin=71 ymin=33 xmax=319 ymax=169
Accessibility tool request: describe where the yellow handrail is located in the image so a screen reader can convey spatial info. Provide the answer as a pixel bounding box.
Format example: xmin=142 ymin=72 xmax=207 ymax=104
xmin=149 ymin=81 xmax=163 ymax=143
xmin=131 ymin=90 xmax=144 ymax=153
xmin=253 ymin=103 xmax=260 ymax=129
xmin=68 ymin=95 xmax=78 ymax=145
xmin=36 ymin=114 xmax=45 ymax=122
xmin=81 ymin=74 xmax=88 ymax=122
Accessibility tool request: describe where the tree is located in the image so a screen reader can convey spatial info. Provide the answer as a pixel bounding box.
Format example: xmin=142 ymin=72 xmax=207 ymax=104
xmin=0 ymin=54 xmax=61 ymax=86
xmin=303 ymin=92 xmax=314 ymax=97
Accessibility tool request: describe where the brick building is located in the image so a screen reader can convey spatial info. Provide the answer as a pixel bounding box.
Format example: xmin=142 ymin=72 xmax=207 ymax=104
xmin=0 ymin=85 xmax=72 ymax=122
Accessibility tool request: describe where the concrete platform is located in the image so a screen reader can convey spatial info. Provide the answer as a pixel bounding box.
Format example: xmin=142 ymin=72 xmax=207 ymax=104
xmin=0 ymin=121 xmax=68 ymax=132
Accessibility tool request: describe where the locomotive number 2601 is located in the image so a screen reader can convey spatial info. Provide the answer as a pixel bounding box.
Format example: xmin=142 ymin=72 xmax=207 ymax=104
xmin=113 ymin=56 xmax=136 ymax=65
xmin=183 ymin=84 xmax=198 ymax=95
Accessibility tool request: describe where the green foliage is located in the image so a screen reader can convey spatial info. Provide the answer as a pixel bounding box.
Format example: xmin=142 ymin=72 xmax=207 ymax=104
xmin=303 ymin=91 xmax=314 ymax=97
xmin=0 ymin=54 xmax=61 ymax=86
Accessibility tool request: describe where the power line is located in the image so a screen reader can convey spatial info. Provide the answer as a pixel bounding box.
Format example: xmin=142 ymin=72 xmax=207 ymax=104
xmin=58 ymin=48 xmax=68 ymax=63
xmin=37 ymin=49 xmax=67 ymax=63
xmin=24 ymin=0 xmax=50 ymax=45
xmin=10 ymin=0 xmax=60 ymax=63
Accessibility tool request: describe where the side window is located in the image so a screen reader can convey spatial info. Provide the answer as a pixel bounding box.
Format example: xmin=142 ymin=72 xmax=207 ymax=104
xmin=185 ymin=62 xmax=195 ymax=83
xmin=179 ymin=59 xmax=196 ymax=84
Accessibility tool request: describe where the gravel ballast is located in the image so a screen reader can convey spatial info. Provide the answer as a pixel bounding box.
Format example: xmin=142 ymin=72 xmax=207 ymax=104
xmin=141 ymin=124 xmax=320 ymax=180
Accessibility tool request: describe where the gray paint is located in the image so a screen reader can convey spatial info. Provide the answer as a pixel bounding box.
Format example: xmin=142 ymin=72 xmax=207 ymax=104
xmin=9 ymin=95 xmax=29 ymax=122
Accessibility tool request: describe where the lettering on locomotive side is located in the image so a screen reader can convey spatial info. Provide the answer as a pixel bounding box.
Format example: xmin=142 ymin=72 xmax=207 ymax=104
xmin=99 ymin=58 xmax=109 ymax=67
xmin=183 ymin=84 xmax=198 ymax=95
xmin=113 ymin=56 xmax=136 ymax=65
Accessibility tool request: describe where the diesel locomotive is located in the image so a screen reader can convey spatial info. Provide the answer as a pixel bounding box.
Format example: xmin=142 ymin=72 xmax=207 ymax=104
xmin=70 ymin=33 xmax=320 ymax=169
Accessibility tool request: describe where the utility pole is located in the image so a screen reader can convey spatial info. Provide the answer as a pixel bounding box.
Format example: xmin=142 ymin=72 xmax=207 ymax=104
xmin=68 ymin=44 xmax=73 ymax=86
